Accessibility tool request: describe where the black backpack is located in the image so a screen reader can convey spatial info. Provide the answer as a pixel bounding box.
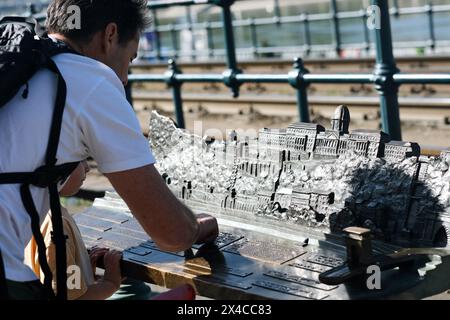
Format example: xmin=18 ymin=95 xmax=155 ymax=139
xmin=0 ymin=16 xmax=80 ymax=300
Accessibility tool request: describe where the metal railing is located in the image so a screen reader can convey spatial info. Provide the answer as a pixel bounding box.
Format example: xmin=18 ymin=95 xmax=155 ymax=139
xmin=15 ymin=1 xmax=450 ymax=61
xmin=0 ymin=2 xmax=45 ymax=17
xmin=143 ymin=0 xmax=450 ymax=61
xmin=127 ymin=0 xmax=450 ymax=141
xmin=15 ymin=0 xmax=450 ymax=140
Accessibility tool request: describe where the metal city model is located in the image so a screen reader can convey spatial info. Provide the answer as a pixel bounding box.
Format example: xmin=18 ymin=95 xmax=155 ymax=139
xmin=149 ymin=106 xmax=450 ymax=249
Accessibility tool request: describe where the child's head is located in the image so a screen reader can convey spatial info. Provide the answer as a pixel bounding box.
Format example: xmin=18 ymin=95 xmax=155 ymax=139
xmin=60 ymin=160 xmax=90 ymax=197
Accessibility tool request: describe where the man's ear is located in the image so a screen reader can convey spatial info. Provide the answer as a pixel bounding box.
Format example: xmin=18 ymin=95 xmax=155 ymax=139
xmin=103 ymin=22 xmax=119 ymax=53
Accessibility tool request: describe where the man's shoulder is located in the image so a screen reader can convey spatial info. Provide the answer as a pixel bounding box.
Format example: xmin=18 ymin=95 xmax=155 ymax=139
xmin=53 ymin=53 xmax=123 ymax=93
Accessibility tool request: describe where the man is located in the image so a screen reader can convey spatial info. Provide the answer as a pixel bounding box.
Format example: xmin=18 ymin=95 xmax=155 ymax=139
xmin=0 ymin=0 xmax=218 ymax=299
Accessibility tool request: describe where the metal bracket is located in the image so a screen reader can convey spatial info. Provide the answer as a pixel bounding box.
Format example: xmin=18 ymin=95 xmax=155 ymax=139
xmin=319 ymin=227 xmax=439 ymax=286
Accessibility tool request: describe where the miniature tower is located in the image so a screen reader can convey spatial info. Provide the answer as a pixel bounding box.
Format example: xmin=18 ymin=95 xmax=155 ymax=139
xmin=331 ymin=105 xmax=350 ymax=134
xmin=229 ymin=130 xmax=238 ymax=142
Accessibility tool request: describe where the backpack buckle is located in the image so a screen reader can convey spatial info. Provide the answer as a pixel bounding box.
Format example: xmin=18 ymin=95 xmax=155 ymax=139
xmin=30 ymin=165 xmax=64 ymax=188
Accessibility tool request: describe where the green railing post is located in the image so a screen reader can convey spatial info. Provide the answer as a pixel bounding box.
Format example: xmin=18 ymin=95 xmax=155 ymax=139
xmin=427 ymin=1 xmax=436 ymax=51
xmin=302 ymin=13 xmax=311 ymax=57
xmin=362 ymin=9 xmax=371 ymax=53
xmin=250 ymin=18 xmax=259 ymax=58
xmin=288 ymin=58 xmax=310 ymax=123
xmin=164 ymin=59 xmax=185 ymax=129
xmin=330 ymin=0 xmax=342 ymax=57
xmin=152 ymin=9 xmax=162 ymax=61
xmin=213 ymin=0 xmax=241 ymax=98
xmin=371 ymin=0 xmax=402 ymax=140
xmin=274 ymin=0 xmax=281 ymax=20
xmin=27 ymin=4 xmax=38 ymax=16
xmin=392 ymin=0 xmax=400 ymax=17
xmin=206 ymin=22 xmax=215 ymax=58
xmin=170 ymin=24 xmax=178 ymax=59
xmin=186 ymin=6 xmax=196 ymax=61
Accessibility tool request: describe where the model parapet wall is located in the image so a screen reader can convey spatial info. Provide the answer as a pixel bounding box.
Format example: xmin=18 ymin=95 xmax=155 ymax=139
xmin=149 ymin=106 xmax=450 ymax=248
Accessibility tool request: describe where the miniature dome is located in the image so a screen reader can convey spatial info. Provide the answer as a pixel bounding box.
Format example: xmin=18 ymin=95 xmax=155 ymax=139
xmin=331 ymin=105 xmax=350 ymax=134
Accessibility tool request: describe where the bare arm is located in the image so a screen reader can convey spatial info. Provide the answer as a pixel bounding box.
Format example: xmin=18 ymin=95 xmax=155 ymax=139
xmin=77 ymin=250 xmax=122 ymax=300
xmin=76 ymin=280 xmax=118 ymax=300
xmin=105 ymin=164 xmax=200 ymax=252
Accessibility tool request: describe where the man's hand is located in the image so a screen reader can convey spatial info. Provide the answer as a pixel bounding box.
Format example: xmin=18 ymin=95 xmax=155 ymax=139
xmin=195 ymin=213 xmax=219 ymax=244
xmin=106 ymin=165 xmax=201 ymax=252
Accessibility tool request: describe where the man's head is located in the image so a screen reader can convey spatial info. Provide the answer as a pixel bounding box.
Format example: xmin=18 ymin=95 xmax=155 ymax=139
xmin=46 ymin=0 xmax=151 ymax=85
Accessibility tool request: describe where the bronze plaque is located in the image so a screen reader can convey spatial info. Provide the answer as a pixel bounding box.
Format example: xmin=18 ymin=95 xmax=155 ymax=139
xmin=77 ymin=225 xmax=103 ymax=241
xmin=185 ymin=260 xmax=253 ymax=278
xmin=110 ymin=225 xmax=149 ymax=242
xmin=224 ymin=239 xmax=306 ymax=264
xmin=288 ymin=260 xmax=332 ymax=273
xmin=253 ymin=280 xmax=329 ymax=300
xmin=307 ymin=254 xmax=344 ymax=268
xmin=125 ymin=246 xmax=152 ymax=256
xmin=85 ymin=209 xmax=129 ymax=224
xmin=219 ymin=266 xmax=253 ymax=278
xmin=264 ymin=270 xmax=337 ymax=291
xmin=140 ymin=241 xmax=186 ymax=257
xmin=192 ymin=232 xmax=243 ymax=249
xmin=83 ymin=240 xmax=98 ymax=249
xmin=74 ymin=214 xmax=114 ymax=232
xmin=119 ymin=219 xmax=146 ymax=233
xmin=207 ymin=276 xmax=252 ymax=290
xmin=98 ymin=231 xmax=144 ymax=250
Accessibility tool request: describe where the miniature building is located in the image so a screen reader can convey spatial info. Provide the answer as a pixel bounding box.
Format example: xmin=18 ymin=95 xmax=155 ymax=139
xmin=274 ymin=188 xmax=293 ymax=209
xmin=258 ymin=128 xmax=286 ymax=149
xmin=313 ymin=105 xmax=351 ymax=159
xmin=190 ymin=189 xmax=215 ymax=203
xmin=225 ymin=142 xmax=238 ymax=164
xmin=234 ymin=195 xmax=259 ymax=212
xmin=229 ymin=130 xmax=237 ymax=142
xmin=286 ymin=122 xmax=325 ymax=158
xmin=331 ymin=105 xmax=350 ymax=134
xmin=237 ymin=140 xmax=249 ymax=159
xmin=346 ymin=129 xmax=390 ymax=158
xmin=181 ymin=181 xmax=193 ymax=200
xmin=258 ymin=128 xmax=287 ymax=163
xmin=290 ymin=189 xmax=335 ymax=214
xmin=314 ymin=130 xmax=341 ymax=159
xmin=384 ymin=141 xmax=420 ymax=162
xmin=210 ymin=142 xmax=227 ymax=163
xmin=222 ymin=195 xmax=235 ymax=210
xmin=290 ymin=190 xmax=311 ymax=208
xmin=257 ymin=191 xmax=274 ymax=208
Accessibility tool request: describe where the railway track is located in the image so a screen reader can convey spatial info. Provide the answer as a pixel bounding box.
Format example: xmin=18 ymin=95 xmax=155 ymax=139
xmin=133 ymin=91 xmax=450 ymax=123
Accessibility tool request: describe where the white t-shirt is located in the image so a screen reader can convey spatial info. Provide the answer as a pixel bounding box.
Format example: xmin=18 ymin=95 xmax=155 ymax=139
xmin=0 ymin=53 xmax=155 ymax=282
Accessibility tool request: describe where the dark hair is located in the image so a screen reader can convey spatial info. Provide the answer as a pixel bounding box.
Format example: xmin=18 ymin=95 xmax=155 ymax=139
xmin=46 ymin=0 xmax=151 ymax=44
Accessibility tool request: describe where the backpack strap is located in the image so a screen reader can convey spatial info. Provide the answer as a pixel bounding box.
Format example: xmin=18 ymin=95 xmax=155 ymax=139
xmin=41 ymin=57 xmax=72 ymax=301
xmin=20 ymin=184 xmax=57 ymax=299
xmin=0 ymin=163 xmax=79 ymax=186
xmin=0 ymin=43 xmax=78 ymax=300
